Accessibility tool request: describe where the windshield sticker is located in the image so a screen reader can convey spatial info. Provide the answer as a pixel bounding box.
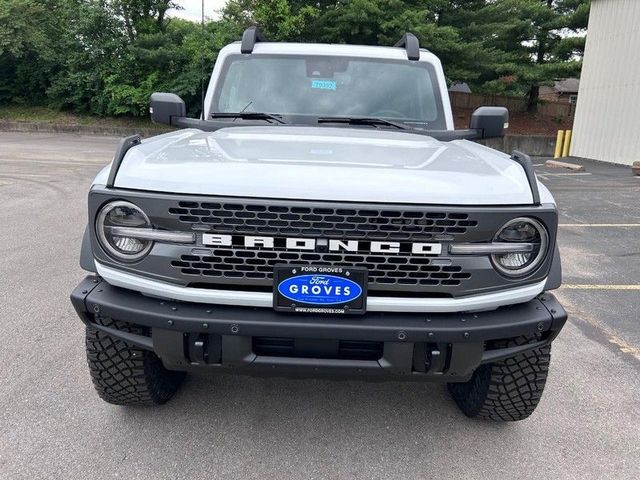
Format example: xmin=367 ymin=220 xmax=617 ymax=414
xmin=311 ymin=79 xmax=337 ymax=91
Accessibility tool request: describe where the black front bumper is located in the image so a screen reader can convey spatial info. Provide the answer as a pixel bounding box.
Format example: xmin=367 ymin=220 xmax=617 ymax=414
xmin=71 ymin=276 xmax=567 ymax=382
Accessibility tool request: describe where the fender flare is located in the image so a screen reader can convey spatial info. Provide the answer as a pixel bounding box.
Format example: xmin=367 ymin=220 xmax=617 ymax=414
xmin=80 ymin=225 xmax=97 ymax=273
xmin=544 ymin=245 xmax=562 ymax=291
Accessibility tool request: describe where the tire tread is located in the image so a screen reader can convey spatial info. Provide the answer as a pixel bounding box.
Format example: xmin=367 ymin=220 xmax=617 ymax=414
xmin=85 ymin=316 xmax=184 ymax=406
xmin=448 ymin=336 xmax=551 ymax=421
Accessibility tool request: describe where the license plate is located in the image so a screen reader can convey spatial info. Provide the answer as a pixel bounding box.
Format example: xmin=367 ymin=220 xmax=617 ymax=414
xmin=273 ymin=265 xmax=368 ymax=314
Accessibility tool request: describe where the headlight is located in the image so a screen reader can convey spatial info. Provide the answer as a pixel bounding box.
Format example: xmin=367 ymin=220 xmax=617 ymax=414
xmin=491 ymin=217 xmax=548 ymax=277
xmin=96 ymin=201 xmax=153 ymax=261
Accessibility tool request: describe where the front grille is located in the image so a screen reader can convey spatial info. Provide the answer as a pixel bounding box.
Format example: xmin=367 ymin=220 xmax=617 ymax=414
xmin=167 ymin=200 xmax=479 ymax=292
xmin=168 ymin=201 xmax=478 ymax=241
xmin=90 ymin=190 xmax=558 ymax=299
xmin=171 ymin=250 xmax=472 ymax=289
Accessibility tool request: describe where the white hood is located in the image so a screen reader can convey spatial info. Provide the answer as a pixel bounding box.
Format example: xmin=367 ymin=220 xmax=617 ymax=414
xmin=103 ymin=126 xmax=550 ymax=205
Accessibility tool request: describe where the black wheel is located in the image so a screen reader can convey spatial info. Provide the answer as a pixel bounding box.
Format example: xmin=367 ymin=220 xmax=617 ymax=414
xmin=85 ymin=317 xmax=185 ymax=406
xmin=447 ymin=336 xmax=551 ymax=421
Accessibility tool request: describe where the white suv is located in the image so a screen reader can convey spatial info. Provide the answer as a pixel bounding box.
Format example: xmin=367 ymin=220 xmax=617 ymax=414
xmin=71 ymin=28 xmax=566 ymax=421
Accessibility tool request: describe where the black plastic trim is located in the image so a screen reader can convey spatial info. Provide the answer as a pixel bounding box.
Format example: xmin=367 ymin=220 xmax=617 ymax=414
xmin=544 ymin=245 xmax=562 ymax=291
xmin=71 ymin=277 xmax=566 ymax=344
xmin=106 ymin=135 xmax=141 ymax=188
xmin=241 ymin=26 xmax=266 ymax=54
xmin=79 ymin=225 xmax=96 ymax=272
xmin=511 ymin=150 xmax=541 ymax=205
xmin=394 ymin=32 xmax=420 ymax=61
xmin=70 ymin=277 xmax=567 ymax=379
xmin=171 ymin=116 xmax=482 ymax=140
xmin=92 ymin=322 xmax=154 ymax=350
xmin=480 ymin=338 xmax=550 ymax=364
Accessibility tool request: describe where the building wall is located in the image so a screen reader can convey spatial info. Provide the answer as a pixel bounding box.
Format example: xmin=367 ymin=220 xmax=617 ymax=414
xmin=571 ymin=0 xmax=640 ymax=166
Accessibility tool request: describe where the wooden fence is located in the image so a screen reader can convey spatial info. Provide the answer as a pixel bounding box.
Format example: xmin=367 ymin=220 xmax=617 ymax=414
xmin=449 ymin=92 xmax=574 ymax=118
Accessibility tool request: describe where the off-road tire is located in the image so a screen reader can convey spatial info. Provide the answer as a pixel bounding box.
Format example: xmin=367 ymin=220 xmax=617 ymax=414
xmin=447 ymin=336 xmax=551 ymax=421
xmin=85 ymin=317 xmax=185 ymax=406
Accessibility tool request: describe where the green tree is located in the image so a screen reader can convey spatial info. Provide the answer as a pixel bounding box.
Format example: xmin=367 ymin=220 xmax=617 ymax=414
xmin=46 ymin=0 xmax=127 ymax=114
xmin=304 ymin=0 xmax=506 ymax=88
xmin=456 ymin=0 xmax=590 ymax=110
xmin=223 ymin=0 xmax=318 ymax=41
xmin=0 ymin=0 xmax=591 ymax=117
xmin=0 ymin=0 xmax=67 ymax=102
xmin=100 ymin=18 xmax=240 ymax=116
xmin=111 ymin=0 xmax=180 ymax=41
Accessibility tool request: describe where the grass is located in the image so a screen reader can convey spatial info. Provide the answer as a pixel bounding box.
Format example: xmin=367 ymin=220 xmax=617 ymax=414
xmin=0 ymin=104 xmax=166 ymax=129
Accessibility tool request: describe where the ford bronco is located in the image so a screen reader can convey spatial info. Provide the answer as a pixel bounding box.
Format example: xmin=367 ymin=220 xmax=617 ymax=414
xmin=71 ymin=28 xmax=566 ymax=421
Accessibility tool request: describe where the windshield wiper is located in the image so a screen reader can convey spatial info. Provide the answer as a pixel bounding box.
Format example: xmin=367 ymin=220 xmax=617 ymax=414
xmin=210 ymin=112 xmax=286 ymax=124
xmin=317 ymin=116 xmax=409 ymax=130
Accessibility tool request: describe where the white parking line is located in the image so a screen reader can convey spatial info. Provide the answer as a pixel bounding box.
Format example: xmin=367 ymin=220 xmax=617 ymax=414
xmin=538 ymin=172 xmax=592 ymax=177
xmin=562 ymin=284 xmax=640 ymax=290
xmin=559 ymin=224 xmax=640 ymax=227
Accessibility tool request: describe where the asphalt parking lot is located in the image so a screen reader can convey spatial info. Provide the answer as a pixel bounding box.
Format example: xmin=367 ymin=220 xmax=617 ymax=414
xmin=1 ymin=131 xmax=639 ymax=479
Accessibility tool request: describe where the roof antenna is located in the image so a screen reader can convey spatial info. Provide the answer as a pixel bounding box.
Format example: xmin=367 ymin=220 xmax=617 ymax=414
xmin=200 ymin=0 xmax=205 ymax=119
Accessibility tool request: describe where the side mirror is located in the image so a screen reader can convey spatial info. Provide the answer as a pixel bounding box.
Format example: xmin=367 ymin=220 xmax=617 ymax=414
xmin=469 ymin=106 xmax=509 ymax=139
xmin=150 ymin=92 xmax=186 ymax=125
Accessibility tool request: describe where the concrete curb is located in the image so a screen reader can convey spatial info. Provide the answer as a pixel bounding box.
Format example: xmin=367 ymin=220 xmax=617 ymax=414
xmin=545 ymin=159 xmax=585 ymax=171
xmin=0 ymin=120 xmax=558 ymax=155
xmin=0 ymin=120 xmax=171 ymax=138
xmin=479 ymin=135 xmax=557 ymax=156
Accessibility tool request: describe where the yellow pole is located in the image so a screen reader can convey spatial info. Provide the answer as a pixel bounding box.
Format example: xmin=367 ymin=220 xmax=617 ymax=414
xmin=562 ymin=130 xmax=572 ymax=157
xmin=554 ymin=130 xmax=565 ymax=159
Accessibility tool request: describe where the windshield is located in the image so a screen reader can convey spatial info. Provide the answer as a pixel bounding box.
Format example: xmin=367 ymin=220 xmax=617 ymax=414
xmin=212 ymin=54 xmax=446 ymax=129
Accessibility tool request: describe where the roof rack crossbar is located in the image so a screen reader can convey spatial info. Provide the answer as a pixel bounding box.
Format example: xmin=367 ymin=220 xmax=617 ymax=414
xmin=241 ymin=26 xmax=266 ymax=54
xmin=394 ymin=33 xmax=420 ymax=61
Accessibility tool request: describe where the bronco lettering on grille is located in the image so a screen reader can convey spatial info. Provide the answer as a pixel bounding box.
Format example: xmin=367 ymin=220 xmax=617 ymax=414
xmin=201 ymin=234 xmax=442 ymax=255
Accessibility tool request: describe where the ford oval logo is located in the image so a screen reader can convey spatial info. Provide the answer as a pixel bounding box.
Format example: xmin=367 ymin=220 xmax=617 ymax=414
xmin=277 ymin=274 xmax=362 ymax=305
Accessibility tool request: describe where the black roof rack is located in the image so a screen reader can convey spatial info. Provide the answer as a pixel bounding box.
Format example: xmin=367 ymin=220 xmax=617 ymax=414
xmin=241 ymin=26 xmax=266 ymax=54
xmin=242 ymin=27 xmax=420 ymax=59
xmin=394 ymin=33 xmax=420 ymax=61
